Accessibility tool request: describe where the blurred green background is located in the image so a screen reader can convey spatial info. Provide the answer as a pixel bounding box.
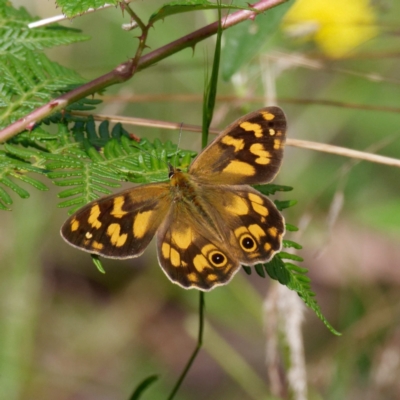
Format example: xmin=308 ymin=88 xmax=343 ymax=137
xmin=1 ymin=0 xmax=400 ymax=399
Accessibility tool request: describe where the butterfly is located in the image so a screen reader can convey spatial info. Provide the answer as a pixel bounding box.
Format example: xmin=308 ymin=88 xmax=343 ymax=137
xmin=61 ymin=107 xmax=287 ymax=291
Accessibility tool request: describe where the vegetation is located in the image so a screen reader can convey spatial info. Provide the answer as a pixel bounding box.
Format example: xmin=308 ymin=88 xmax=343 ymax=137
xmin=1 ymin=1 xmax=399 ymax=399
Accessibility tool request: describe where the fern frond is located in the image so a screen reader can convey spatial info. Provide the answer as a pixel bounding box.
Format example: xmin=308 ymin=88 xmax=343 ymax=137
xmin=0 ymin=2 xmax=89 ymax=58
xmin=0 ymin=52 xmax=87 ymax=129
xmin=1 ymin=121 xmax=196 ymax=211
xmin=0 ymin=149 xmax=48 ymax=210
xmin=49 ymin=121 xmax=195 ymax=213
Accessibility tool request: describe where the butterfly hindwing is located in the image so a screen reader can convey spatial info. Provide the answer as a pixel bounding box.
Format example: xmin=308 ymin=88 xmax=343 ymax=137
xmin=189 ymin=106 xmax=286 ymax=185
xmin=155 ymin=183 xmax=284 ymax=290
xmin=199 ymin=185 xmax=285 ymax=265
xmin=156 ymin=204 xmax=240 ymax=291
xmin=61 ymin=183 xmax=171 ymax=258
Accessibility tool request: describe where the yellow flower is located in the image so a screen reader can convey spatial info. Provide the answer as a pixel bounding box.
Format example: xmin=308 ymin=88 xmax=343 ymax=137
xmin=282 ymin=0 xmax=378 ymax=58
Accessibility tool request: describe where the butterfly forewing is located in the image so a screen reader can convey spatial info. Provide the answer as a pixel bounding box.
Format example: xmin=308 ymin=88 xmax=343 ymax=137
xmin=61 ymin=183 xmax=171 ymax=258
xmin=189 ymin=107 xmax=286 ymax=185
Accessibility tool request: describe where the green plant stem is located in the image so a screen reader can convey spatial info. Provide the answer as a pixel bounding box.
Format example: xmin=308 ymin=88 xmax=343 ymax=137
xmin=167 ymin=292 xmax=205 ymax=400
xmin=202 ymin=1 xmax=222 ymax=148
xmin=124 ymin=3 xmax=146 ymax=32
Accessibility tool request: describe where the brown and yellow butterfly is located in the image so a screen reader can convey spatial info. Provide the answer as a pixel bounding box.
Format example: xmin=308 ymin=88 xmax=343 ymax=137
xmin=61 ymin=107 xmax=287 ymax=291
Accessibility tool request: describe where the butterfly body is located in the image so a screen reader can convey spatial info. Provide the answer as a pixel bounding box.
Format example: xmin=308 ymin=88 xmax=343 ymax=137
xmin=61 ymin=107 xmax=287 ymax=291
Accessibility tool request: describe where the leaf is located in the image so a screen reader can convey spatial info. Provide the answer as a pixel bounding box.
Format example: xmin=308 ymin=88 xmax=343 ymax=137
xmin=254 ymin=263 xmax=266 ymax=278
xmin=202 ymin=0 xmax=223 ymax=147
xmin=149 ymin=0 xmax=254 ymax=25
xmin=254 ymin=183 xmax=293 ymax=195
xmin=91 ymin=255 xmax=106 ymax=274
xmin=279 ymin=251 xmax=304 ymax=262
xmin=242 ymin=265 xmax=252 ymax=275
xmin=0 ymin=2 xmax=89 ymax=58
xmin=43 ymin=122 xmax=196 ymax=212
xmin=0 ymin=52 xmax=86 ymax=129
xmin=283 ymin=240 xmax=303 ymax=250
xmin=275 ymin=199 xmax=297 ymax=211
xmin=285 ymin=223 xmax=299 ymax=232
xmin=0 ymin=149 xmax=48 ymax=210
xmin=221 ymin=0 xmax=292 ymax=80
xmin=55 ymin=0 xmax=119 ymax=18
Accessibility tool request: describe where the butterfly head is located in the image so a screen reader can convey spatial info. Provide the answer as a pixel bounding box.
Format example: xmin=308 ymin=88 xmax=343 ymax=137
xmin=167 ymin=163 xmax=183 ymax=178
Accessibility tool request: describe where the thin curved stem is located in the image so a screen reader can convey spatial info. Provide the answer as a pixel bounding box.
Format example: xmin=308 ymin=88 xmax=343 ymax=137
xmin=70 ymin=111 xmax=400 ymax=169
xmin=167 ymin=292 xmax=205 ymax=400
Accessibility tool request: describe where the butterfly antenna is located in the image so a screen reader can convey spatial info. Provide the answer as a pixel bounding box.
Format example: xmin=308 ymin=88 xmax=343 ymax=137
xmin=173 ymin=122 xmax=184 ymax=170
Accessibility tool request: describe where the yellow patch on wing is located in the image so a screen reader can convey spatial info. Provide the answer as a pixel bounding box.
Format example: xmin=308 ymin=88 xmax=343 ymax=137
xmin=268 ymin=227 xmax=278 ymax=237
xmin=111 ymin=196 xmax=128 ymax=218
xmin=248 ymin=224 xmax=266 ymax=241
xmin=170 ymin=247 xmax=181 ymax=267
xmin=261 ymin=111 xmax=275 ymax=121
xmin=248 ymin=193 xmax=263 ymax=204
xmin=162 ymin=242 xmax=171 ymax=259
xmin=264 ymin=242 xmax=272 ymax=251
xmin=92 ymin=241 xmax=104 ymax=251
xmin=248 ymin=193 xmax=269 ymax=216
xmin=225 ymin=195 xmax=249 ymax=216
xmin=201 ymin=244 xmax=217 ymax=255
xmin=206 ymin=274 xmax=218 ymax=282
xmin=133 ymin=210 xmax=153 ymax=239
xmin=88 ymin=204 xmax=102 ymax=229
xmin=221 ymin=135 xmax=245 ymax=152
xmin=107 ymin=223 xmax=128 ymax=247
xmin=187 ymin=272 xmax=199 ymax=282
xmin=250 ymin=143 xmax=271 ymax=165
xmin=70 ymin=217 xmax=79 ymax=232
xmin=223 ymin=160 xmax=255 ymax=176
xmin=274 ymin=139 xmax=283 ymax=150
xmin=172 ymin=226 xmax=193 ymax=250
xmin=240 ymin=121 xmax=263 ymax=138
xmin=269 ymin=128 xmax=276 ymax=136
xmin=234 ymin=226 xmax=247 ymax=238
xmin=193 ymin=254 xmax=209 ymax=272
xmin=252 ymin=202 xmax=269 ymax=216
xmin=85 ymin=232 xmax=93 ymax=239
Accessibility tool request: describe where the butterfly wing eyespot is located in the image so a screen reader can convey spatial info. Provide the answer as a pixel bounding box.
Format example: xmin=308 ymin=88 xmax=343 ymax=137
xmin=239 ymin=234 xmax=257 ymax=251
xmin=209 ymin=251 xmax=227 ymax=266
xmin=188 ymin=106 xmax=287 ymax=186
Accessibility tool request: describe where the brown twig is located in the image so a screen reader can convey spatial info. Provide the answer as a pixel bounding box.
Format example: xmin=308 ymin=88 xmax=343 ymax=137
xmin=0 ymin=0 xmax=287 ymax=142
